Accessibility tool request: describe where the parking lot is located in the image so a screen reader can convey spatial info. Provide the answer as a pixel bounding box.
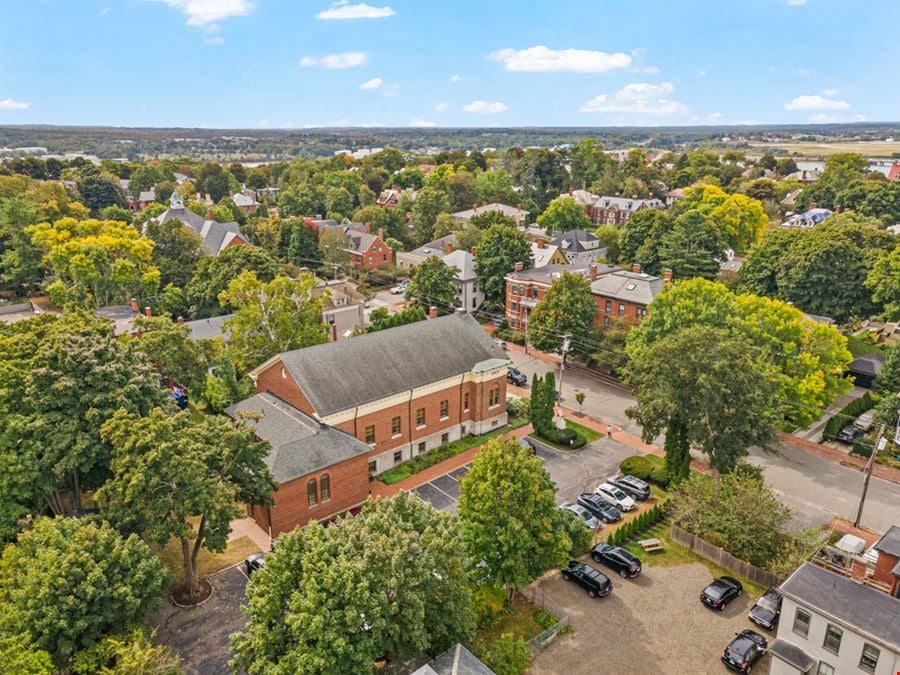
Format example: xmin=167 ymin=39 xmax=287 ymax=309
xmin=531 ymin=561 xmax=771 ymax=675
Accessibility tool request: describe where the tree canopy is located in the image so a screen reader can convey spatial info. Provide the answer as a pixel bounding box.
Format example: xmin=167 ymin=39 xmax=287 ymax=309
xmin=527 ymin=272 xmax=596 ymax=354
xmin=474 ymin=224 xmax=531 ymax=303
xmin=185 ymin=244 xmax=282 ymax=318
xmin=536 ymin=196 xmax=592 ymax=233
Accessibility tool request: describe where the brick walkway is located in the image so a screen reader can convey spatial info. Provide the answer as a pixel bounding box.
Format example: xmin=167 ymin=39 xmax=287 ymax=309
xmin=827 ymin=517 xmax=882 ymax=547
xmin=778 ymin=432 xmax=900 ymax=485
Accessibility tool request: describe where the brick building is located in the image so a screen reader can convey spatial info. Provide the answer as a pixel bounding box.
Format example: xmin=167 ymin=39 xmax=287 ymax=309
xmin=591 ymin=265 xmax=667 ymax=325
xmin=309 ymin=220 xmax=394 ymax=271
xmin=561 ymin=189 xmax=664 ymax=225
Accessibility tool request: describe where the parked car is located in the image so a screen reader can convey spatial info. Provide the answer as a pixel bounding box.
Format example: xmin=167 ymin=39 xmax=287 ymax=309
xmin=577 ymin=493 xmax=622 ymax=523
xmin=836 ymin=424 xmax=863 ymax=444
xmin=594 ymin=482 xmax=636 ymax=512
xmin=608 ymin=474 xmax=651 ymax=501
xmin=244 ymin=552 xmax=265 ymax=577
xmin=700 ymin=576 xmax=743 ymax=610
xmin=518 ymin=437 xmax=536 ymax=454
xmin=507 ymin=367 xmax=527 ymax=386
xmin=389 ymin=279 xmax=409 ymax=294
xmin=559 ymin=502 xmax=600 ymax=530
xmin=853 ymin=412 xmax=875 ymax=432
xmin=591 ymin=543 xmax=642 ymax=578
xmin=494 ymin=339 xmax=508 ymax=351
xmin=748 ymin=587 xmax=783 ymax=630
xmin=561 ymin=561 xmax=612 ymax=598
xmin=721 ymin=630 xmax=767 ymax=673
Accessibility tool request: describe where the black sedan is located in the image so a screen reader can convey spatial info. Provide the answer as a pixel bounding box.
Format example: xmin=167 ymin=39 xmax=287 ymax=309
xmin=577 ymin=493 xmax=622 ymax=523
xmin=609 ymin=475 xmax=651 ymax=501
xmin=507 ymin=367 xmax=527 ymax=386
xmin=561 ymin=561 xmax=612 ymax=598
xmin=721 ymin=630 xmax=767 ymax=673
xmin=591 ymin=543 xmax=642 ymax=578
xmin=700 ymin=576 xmax=743 ymax=610
xmin=748 ymin=587 xmax=783 ymax=630
xmin=836 ymin=424 xmax=863 ymax=444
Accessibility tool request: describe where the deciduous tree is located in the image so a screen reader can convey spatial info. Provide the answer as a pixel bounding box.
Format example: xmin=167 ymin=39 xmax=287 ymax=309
xmin=527 ymin=272 xmax=596 ymax=354
xmin=185 ymin=244 xmax=282 ymax=318
xmin=474 ymin=224 xmax=531 ymax=303
xmin=536 ymin=196 xmax=592 ymax=234
xmin=406 ymin=256 xmax=457 ymax=314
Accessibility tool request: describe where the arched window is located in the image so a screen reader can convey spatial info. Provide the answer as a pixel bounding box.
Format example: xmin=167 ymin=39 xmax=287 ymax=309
xmin=307 ymin=478 xmax=318 ymax=506
xmin=320 ymin=474 xmax=331 ymax=502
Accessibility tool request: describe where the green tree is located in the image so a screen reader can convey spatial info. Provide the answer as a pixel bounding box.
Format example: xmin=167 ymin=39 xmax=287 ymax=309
xmin=202 ymin=356 xmax=255 ymax=414
xmin=0 ymin=631 xmax=53 ymax=675
xmin=0 ymin=517 xmax=167 ymax=666
xmin=537 ymin=196 xmax=592 ymax=234
xmin=591 ymin=317 xmax=631 ymax=376
xmin=736 ymin=228 xmax=804 ymax=298
xmin=219 ymin=272 xmax=328 ymax=369
xmin=475 ymin=169 xmax=518 ymax=205
xmin=874 ymin=345 xmax=899 ymax=396
xmin=325 ymin=186 xmax=353 ymax=221
xmin=77 ymin=174 xmax=127 ymax=214
xmin=0 ymin=195 xmax=46 ymax=294
xmin=625 ymin=325 xmax=776 ymax=475
xmin=593 ymin=224 xmax=620 ymax=262
xmin=569 ymin=138 xmax=614 ymax=188
xmin=482 ymin=633 xmax=532 ymax=675
xmin=278 ymin=217 xmax=321 ymax=269
xmin=72 ymin=627 xmax=181 ymax=675
xmin=406 ymin=256 xmax=457 ymax=314
xmin=126 ymin=315 xmax=212 ymax=395
xmin=127 ymin=166 xmax=166 ymax=198
xmin=474 ymin=224 xmax=531 ymax=303
xmin=529 ymin=372 xmax=555 ymax=435
xmin=458 ymin=438 xmax=569 ymax=600
xmin=447 ymin=170 xmax=477 ymax=212
xmin=412 ymin=186 xmax=451 ymax=244
xmin=527 ymin=272 xmax=596 ymax=354
xmin=469 ymin=209 xmax=516 ymax=231
xmin=185 ymin=245 xmax=282 ymax=318
xmin=99 ymin=408 xmax=276 ymax=598
xmin=367 ymin=305 xmax=427 ymax=332
xmin=865 ymin=247 xmax=900 ymax=321
xmin=143 ymin=217 xmax=205 ymax=290
xmin=618 ymin=209 xmax=672 ymax=273
xmin=658 ymin=210 xmax=725 ymax=281
xmin=318 ymin=227 xmax=352 ymax=273
xmin=231 ymin=493 xmax=474 ymax=674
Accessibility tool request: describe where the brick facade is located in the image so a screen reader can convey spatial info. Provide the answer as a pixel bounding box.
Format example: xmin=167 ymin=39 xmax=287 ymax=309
xmin=352 ymin=234 xmax=393 ymax=271
xmin=592 ymin=294 xmax=649 ymax=324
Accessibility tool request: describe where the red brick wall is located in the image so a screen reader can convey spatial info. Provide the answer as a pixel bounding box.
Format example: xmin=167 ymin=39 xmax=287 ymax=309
xmin=592 ymin=294 xmax=647 ymax=324
xmin=873 ymin=552 xmax=900 ymax=595
xmin=254 ymin=359 xmax=317 ymax=416
xmin=252 ymin=453 xmax=371 ymax=537
xmin=505 ymin=279 xmax=548 ymax=329
xmin=355 ymin=238 xmax=393 ymax=270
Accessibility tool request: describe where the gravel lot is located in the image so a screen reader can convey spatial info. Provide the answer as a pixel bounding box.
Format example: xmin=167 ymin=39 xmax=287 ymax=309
xmin=530 ymin=561 xmax=772 ymax=675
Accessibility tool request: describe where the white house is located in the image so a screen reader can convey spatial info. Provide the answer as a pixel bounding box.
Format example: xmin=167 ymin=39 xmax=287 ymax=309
xmin=442 ymin=249 xmax=483 ymax=312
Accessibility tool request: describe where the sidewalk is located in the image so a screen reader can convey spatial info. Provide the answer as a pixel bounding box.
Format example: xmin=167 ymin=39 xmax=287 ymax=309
xmin=778 ymin=432 xmax=900 ymax=485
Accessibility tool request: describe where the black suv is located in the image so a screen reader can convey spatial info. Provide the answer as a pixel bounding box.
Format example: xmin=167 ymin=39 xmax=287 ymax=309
xmin=507 ymin=367 xmax=527 ymax=386
xmin=561 ymin=561 xmax=612 ymax=598
xmin=701 ymin=576 xmax=743 ymax=610
xmin=591 ymin=543 xmax=642 ymax=578
xmin=721 ymin=630 xmax=767 ymax=673
xmin=609 ymin=475 xmax=651 ymax=501
xmin=244 ymin=552 xmax=265 ymax=577
xmin=836 ymin=424 xmax=863 ymax=444
xmin=577 ymin=493 xmax=621 ymax=523
xmin=748 ymin=587 xmax=783 ymax=630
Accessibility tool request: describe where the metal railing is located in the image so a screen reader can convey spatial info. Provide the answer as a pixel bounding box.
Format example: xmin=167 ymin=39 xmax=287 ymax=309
xmin=522 ymin=587 xmax=571 ymax=650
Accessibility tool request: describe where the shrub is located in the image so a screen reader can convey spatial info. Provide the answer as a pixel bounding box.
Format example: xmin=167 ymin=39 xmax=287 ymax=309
xmin=851 ymin=439 xmax=875 ymax=458
xmin=506 ymin=396 xmax=529 ymax=419
xmin=648 ymin=466 xmax=671 ymax=488
xmin=471 ymin=583 xmax=510 ymax=630
xmin=619 ymin=455 xmax=655 ymax=480
xmin=482 ymin=633 xmax=532 ymax=675
xmin=569 ymin=432 xmax=587 ymax=449
xmin=533 ymin=609 xmax=557 ymax=630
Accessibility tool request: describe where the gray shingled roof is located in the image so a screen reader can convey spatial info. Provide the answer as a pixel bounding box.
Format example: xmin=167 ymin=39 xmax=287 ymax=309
xmin=848 ymin=353 xmax=885 ymax=377
xmin=155 ymin=206 xmax=245 ymax=255
xmin=550 ymin=229 xmax=599 ymax=253
xmin=269 ymin=313 xmax=507 ymax=417
xmin=596 ymin=196 xmax=664 ymax=211
xmin=409 ymin=234 xmax=456 ymax=259
xmin=779 ymin=562 xmax=900 ymax=651
xmin=413 ymin=644 xmax=495 ymax=675
xmin=182 ymin=314 xmax=233 ymax=341
xmin=225 ymin=392 xmax=370 ymax=483
xmin=590 ymin=270 xmax=663 ymax=306
xmin=874 ymin=526 xmax=900 ymax=558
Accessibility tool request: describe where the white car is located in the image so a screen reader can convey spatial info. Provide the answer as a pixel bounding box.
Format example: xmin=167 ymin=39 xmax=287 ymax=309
xmin=853 ymin=413 xmax=874 ymax=432
xmin=390 ymin=282 xmax=408 ymax=295
xmin=594 ymin=482 xmax=636 ymax=512
xmin=559 ymin=502 xmax=601 ymax=530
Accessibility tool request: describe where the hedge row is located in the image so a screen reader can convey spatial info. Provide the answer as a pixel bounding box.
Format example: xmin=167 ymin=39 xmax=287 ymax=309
xmin=619 ymin=455 xmax=671 ymax=488
xmin=605 ymin=503 xmax=666 ymax=547
xmin=823 ymin=393 xmax=874 ymax=441
xmin=538 ymin=426 xmax=587 ymax=449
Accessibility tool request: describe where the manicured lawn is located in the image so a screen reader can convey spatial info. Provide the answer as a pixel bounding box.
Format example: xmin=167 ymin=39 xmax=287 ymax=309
xmin=470 ymin=595 xmax=547 ymax=655
xmin=847 ymin=334 xmax=882 ymax=357
xmin=565 ymin=419 xmax=601 ymax=442
xmin=157 ymin=535 xmax=260 ymax=585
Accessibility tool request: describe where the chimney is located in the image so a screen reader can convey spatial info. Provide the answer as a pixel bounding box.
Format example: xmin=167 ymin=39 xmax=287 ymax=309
xmin=331 ymin=323 xmax=338 ymax=341
xmin=589 ymin=264 xmax=598 ymax=282
xmin=537 ymin=240 xmax=545 ymax=249
xmin=129 ymin=297 xmax=139 ymax=313
xmin=206 ymin=208 xmax=214 ymax=220
xmin=377 ymin=227 xmax=384 ymax=241
xmin=144 ymin=306 xmax=152 ymax=318
xmin=428 ymin=306 xmax=438 ymax=319
xmin=364 ymin=223 xmax=371 ymax=234
xmin=514 ymin=262 xmax=524 ymax=272
xmin=632 ymin=263 xmax=641 ymax=274
xmin=176 ymin=316 xmax=185 ymax=324
xmin=446 ymin=241 xmax=454 ymax=253
xmin=471 ymin=247 xmax=477 ymax=256
xmin=392 ymin=185 xmax=400 ymax=192
xmin=663 ymin=268 xmax=673 ymax=283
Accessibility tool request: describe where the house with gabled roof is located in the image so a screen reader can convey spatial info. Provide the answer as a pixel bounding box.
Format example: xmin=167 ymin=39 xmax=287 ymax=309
xmin=451 ymin=202 xmax=529 ymax=227
xmin=151 ymin=192 xmax=248 ymax=255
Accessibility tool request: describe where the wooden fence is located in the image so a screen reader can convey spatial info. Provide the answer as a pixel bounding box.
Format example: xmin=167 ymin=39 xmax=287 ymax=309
xmin=670 ymin=525 xmax=782 ymax=588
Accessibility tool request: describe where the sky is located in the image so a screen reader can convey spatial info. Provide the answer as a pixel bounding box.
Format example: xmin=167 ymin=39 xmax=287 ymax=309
xmin=0 ymin=0 xmax=898 ymax=129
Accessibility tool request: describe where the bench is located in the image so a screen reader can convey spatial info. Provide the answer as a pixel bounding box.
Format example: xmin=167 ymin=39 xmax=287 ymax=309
xmin=638 ymin=537 xmax=664 ymax=553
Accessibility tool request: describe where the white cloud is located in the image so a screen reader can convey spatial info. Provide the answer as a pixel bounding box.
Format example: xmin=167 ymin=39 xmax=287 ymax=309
xmin=258 ymin=119 xmax=270 ymax=127
xmin=820 ymin=88 xmax=839 ymax=96
xmin=580 ymin=81 xmax=687 ymax=115
xmin=299 ymin=52 xmax=368 ymax=69
xmin=203 ymin=35 xmax=225 ymax=45
xmin=785 ymin=94 xmax=850 ymax=110
xmin=462 ymin=100 xmax=508 ymax=114
xmin=786 ymin=0 xmax=807 ymax=5
xmin=316 ymin=2 xmax=395 ymax=19
xmin=151 ymin=0 xmax=254 ymax=26
xmin=359 ymin=77 xmax=383 ymax=90
xmin=708 ymin=112 xmax=723 ymax=121
xmin=0 ymin=98 xmax=30 ymax=110
xmin=489 ymin=45 xmax=631 ymax=73
xmin=450 ymin=74 xmax=462 ymax=83
xmin=434 ymin=102 xmax=448 ymax=112
xmin=410 ymin=119 xmax=438 ymax=127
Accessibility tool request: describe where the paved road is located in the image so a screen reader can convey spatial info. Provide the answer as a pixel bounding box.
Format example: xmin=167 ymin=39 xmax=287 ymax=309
xmin=509 ymin=350 xmax=900 ymax=534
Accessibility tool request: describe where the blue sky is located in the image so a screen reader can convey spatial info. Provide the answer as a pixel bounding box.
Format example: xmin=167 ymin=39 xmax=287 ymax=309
xmin=1 ymin=0 xmax=897 ymax=128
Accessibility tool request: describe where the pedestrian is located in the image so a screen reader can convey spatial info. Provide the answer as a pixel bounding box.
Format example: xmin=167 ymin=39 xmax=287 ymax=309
xmin=606 ymin=424 xmax=613 ymax=439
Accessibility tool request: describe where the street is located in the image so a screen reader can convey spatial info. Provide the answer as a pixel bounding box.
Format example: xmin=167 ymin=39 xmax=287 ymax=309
xmin=507 ymin=350 xmax=900 ymax=534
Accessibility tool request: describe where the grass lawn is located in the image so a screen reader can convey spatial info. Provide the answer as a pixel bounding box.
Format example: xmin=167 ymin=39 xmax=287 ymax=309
xmin=619 ymin=521 xmax=766 ymax=598
xmin=157 ymin=535 xmax=260 ymax=585
xmin=847 ymin=334 xmax=883 ymax=357
xmin=529 ymin=419 xmax=602 ymax=452
xmin=470 ymin=595 xmax=547 ymax=655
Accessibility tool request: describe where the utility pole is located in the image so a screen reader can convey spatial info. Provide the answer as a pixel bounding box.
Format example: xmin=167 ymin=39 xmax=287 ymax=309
xmin=557 ymin=334 xmax=571 ymax=402
xmin=854 ymin=428 xmax=887 ymax=528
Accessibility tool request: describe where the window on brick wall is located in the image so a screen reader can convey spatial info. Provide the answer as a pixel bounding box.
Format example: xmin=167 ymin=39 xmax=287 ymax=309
xmin=440 ymin=400 xmax=449 ymax=419
xmin=391 ymin=416 xmax=401 ymax=436
xmin=605 ymin=299 xmax=611 ymax=314
xmin=393 ymin=450 xmax=402 ymax=464
xmin=320 ymin=474 xmax=331 ymax=501
xmin=307 ymin=478 xmax=318 ymax=506
xmin=618 ymin=303 xmax=625 ymax=316
xmin=489 ymin=385 xmax=500 ymax=408
xmin=441 ymin=432 xmax=449 ymax=444
xmin=416 ymin=408 xmax=425 ymax=426
xmin=637 ymin=307 xmax=646 ymax=319
xmin=368 ymin=460 xmax=376 ymax=474
xmin=365 ymin=425 xmax=375 ymax=444
xmin=463 ymin=392 xmax=470 ymax=411
xmin=418 ymin=441 xmax=426 ymax=454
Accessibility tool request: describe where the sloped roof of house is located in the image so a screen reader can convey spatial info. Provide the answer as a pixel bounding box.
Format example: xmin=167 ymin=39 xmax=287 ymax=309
xmin=442 ymin=249 xmax=475 ymax=280
xmin=590 ymin=270 xmax=663 ymax=306
xmin=406 ymin=234 xmax=456 ymax=260
xmin=232 ymin=192 xmax=256 ymax=208
xmin=345 ymin=230 xmax=378 ymax=254
xmin=531 ymin=242 xmax=562 ymax=268
xmin=154 ymin=204 xmax=245 ymax=256
xmin=874 ymin=526 xmax=900 ymax=558
xmin=848 ymin=353 xmax=885 ymax=377
xmin=225 ymin=392 xmax=370 ymax=483
xmin=550 ymin=229 xmax=599 ymax=253
xmin=182 ymin=314 xmax=233 ymax=341
xmin=413 ymin=644 xmax=495 ymax=675
xmin=259 ymin=313 xmax=507 ymax=417
xmin=452 ymin=203 xmax=528 ymax=221
xmin=595 ymin=196 xmax=664 ymax=211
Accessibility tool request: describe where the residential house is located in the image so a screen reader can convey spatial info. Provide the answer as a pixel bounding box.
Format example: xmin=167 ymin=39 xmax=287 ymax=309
xmin=784 ymin=207 xmax=833 ymax=228
xmin=313 ymin=278 xmax=367 ymax=338
xmin=665 ymin=188 xmax=685 ymax=207
xmin=247 ymin=312 xmax=510 ymax=478
xmin=412 ymin=644 xmax=495 ymax=675
xmin=531 ymin=240 xmax=568 ymax=268
xmin=847 ymin=353 xmax=885 ymax=389
xmin=782 ymin=189 xmax=803 ymax=210
xmin=504 ymin=262 xmax=619 ymax=332
xmin=182 ymin=314 xmax=232 ymax=341
xmin=377 ymin=185 xmax=416 ymax=208
xmin=311 ymin=220 xmax=393 ymax=271
xmin=786 ymin=169 xmax=823 ymax=185
xmin=442 ymin=249 xmax=484 ymax=312
xmin=451 ymin=202 xmax=529 ymax=227
xmin=589 ymin=195 xmax=664 ymax=226
xmin=888 ymin=163 xmax=900 ymax=182
xmin=591 ymin=266 xmax=667 ymax=325
xmin=768 ymin=561 xmax=899 ymax=675
xmin=396 ymin=234 xmax=456 ymax=269
xmin=550 ymin=229 xmax=606 ymax=264
xmin=151 ymin=192 xmax=248 ymax=255
xmin=232 ymin=190 xmax=258 ymax=215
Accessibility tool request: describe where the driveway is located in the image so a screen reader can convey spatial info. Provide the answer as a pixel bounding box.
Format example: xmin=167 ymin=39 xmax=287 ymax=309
xmin=531 ymin=562 xmax=771 ymax=675
xmin=150 ymin=565 xmax=249 ymax=675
